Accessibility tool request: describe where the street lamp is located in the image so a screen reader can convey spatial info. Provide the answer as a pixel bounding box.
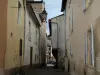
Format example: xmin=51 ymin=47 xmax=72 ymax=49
xmin=39 ymin=8 xmax=48 ymax=22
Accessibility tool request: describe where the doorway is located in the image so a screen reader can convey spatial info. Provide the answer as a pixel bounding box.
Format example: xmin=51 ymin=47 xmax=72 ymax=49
xmin=30 ymin=47 xmax=33 ymax=66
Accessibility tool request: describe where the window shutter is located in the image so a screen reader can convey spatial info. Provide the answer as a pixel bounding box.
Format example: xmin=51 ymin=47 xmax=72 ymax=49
xmin=84 ymin=33 xmax=88 ymax=65
xmin=70 ymin=8 xmax=73 ymax=32
xmin=91 ymin=24 xmax=95 ymax=67
xmin=70 ymin=45 xmax=72 ymax=56
xmin=82 ymin=0 xmax=86 ymax=11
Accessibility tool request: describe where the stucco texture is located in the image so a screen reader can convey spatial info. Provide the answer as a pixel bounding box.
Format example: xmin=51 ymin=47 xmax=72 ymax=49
xmin=4 ymin=0 xmax=25 ymax=69
xmin=65 ymin=0 xmax=100 ymax=75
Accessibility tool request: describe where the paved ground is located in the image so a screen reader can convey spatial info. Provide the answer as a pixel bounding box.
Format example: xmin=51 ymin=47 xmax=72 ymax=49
xmin=47 ymin=64 xmax=54 ymax=67
xmin=24 ymin=66 xmax=68 ymax=75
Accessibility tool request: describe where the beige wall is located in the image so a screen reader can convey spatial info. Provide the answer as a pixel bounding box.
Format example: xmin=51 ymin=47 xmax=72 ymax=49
xmin=0 ymin=0 xmax=7 ymax=75
xmin=65 ymin=0 xmax=100 ymax=75
xmin=5 ymin=0 xmax=25 ymax=69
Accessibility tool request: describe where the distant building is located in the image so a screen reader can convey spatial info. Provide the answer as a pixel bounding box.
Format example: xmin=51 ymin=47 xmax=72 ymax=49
xmin=49 ymin=14 xmax=66 ymax=68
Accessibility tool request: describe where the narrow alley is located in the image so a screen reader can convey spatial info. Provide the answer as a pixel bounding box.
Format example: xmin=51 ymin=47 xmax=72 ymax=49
xmin=1 ymin=0 xmax=100 ymax=75
xmin=24 ymin=66 xmax=68 ymax=75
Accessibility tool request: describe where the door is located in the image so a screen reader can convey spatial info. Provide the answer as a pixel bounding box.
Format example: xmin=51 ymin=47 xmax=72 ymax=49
xmin=30 ymin=47 xmax=33 ymax=66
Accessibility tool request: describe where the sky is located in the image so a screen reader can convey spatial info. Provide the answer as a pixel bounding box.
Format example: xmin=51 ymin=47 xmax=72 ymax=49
xmin=44 ymin=0 xmax=63 ymax=35
xmin=35 ymin=0 xmax=63 ymax=35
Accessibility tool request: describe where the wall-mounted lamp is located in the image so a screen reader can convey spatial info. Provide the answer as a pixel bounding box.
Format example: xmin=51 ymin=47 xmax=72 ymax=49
xmin=39 ymin=8 xmax=47 ymax=22
xmin=39 ymin=1 xmax=47 ymax=22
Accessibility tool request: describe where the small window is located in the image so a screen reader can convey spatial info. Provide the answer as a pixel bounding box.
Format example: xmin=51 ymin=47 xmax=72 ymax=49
xmin=68 ymin=0 xmax=71 ymax=8
xmin=35 ymin=54 xmax=37 ymax=62
xmin=65 ymin=49 xmax=67 ymax=57
xmin=29 ymin=22 xmax=31 ymax=41
xmin=70 ymin=45 xmax=73 ymax=56
xmin=70 ymin=8 xmax=73 ymax=33
xmin=18 ymin=1 xmax=22 ymax=24
xmin=69 ymin=0 xmax=71 ymax=4
xmin=69 ymin=8 xmax=73 ymax=35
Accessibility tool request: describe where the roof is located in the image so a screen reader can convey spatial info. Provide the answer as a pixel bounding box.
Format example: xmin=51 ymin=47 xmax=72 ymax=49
xmin=50 ymin=14 xmax=64 ymax=20
xmin=27 ymin=4 xmax=42 ymax=26
xmin=61 ymin=0 xmax=67 ymax=12
xmin=27 ymin=0 xmax=43 ymax=4
xmin=48 ymin=14 xmax=64 ymax=36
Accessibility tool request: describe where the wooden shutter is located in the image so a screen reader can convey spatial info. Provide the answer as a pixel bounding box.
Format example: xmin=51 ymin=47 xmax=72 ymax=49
xmin=70 ymin=8 xmax=73 ymax=32
xmin=70 ymin=45 xmax=72 ymax=56
xmin=84 ymin=33 xmax=88 ymax=65
xmin=91 ymin=24 xmax=95 ymax=67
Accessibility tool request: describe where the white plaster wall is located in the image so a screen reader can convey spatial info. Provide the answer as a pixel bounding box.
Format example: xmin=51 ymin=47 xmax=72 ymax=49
xmin=24 ymin=8 xmax=40 ymax=66
xmin=51 ymin=15 xmax=65 ymax=61
xmin=40 ymin=22 xmax=47 ymax=64
xmin=52 ymin=23 xmax=58 ymax=48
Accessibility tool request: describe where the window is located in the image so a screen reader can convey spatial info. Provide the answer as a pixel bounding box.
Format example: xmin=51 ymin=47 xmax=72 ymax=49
xmin=35 ymin=54 xmax=37 ymax=62
xmin=70 ymin=45 xmax=73 ymax=56
xmin=84 ymin=33 xmax=88 ymax=65
xmin=82 ymin=0 xmax=92 ymax=11
xmin=85 ymin=24 xmax=94 ymax=67
xmin=69 ymin=0 xmax=71 ymax=4
xmin=70 ymin=8 xmax=73 ymax=34
xmin=69 ymin=0 xmax=71 ymax=8
xmin=18 ymin=0 xmax=22 ymax=24
xmin=65 ymin=49 xmax=67 ymax=57
xmin=29 ymin=22 xmax=31 ymax=41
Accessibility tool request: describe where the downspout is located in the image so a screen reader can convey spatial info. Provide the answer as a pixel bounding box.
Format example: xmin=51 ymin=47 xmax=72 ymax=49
xmin=23 ymin=0 xmax=26 ymax=66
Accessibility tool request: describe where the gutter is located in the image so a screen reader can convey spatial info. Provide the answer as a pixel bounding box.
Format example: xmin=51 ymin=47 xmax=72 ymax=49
xmin=61 ymin=0 xmax=67 ymax=12
xmin=27 ymin=1 xmax=43 ymax=4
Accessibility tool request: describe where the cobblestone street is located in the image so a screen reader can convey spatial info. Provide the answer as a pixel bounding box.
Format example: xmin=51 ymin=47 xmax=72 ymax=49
xmin=24 ymin=66 xmax=68 ymax=75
